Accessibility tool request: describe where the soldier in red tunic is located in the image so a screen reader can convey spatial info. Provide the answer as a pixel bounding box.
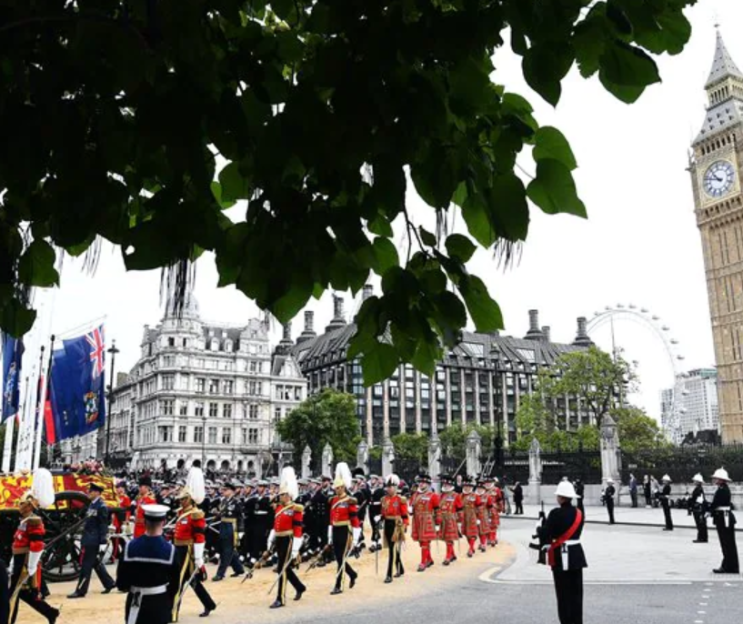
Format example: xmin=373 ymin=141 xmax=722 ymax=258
xmin=460 ymin=476 xmax=482 ymax=557
xmin=171 ymin=471 xmax=216 ymax=621
xmin=410 ymin=474 xmax=439 ymax=572
xmin=133 ymin=475 xmax=157 ymax=538
xmin=380 ymin=474 xmax=408 ymax=583
xmin=436 ymin=475 xmax=463 ymax=565
xmin=268 ymin=467 xmax=307 ymax=609
xmin=476 ymin=480 xmax=491 ymax=552
xmin=488 ymin=477 xmax=503 ymax=547
xmin=329 ymin=463 xmax=361 ymax=595
xmin=9 ymin=491 xmax=59 ymax=624
xmin=112 ymin=481 xmax=132 ymax=562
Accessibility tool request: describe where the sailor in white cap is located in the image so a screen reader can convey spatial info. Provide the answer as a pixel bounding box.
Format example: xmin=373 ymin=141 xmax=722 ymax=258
xmin=543 ymin=480 xmax=587 ymax=624
xmin=116 ymin=504 xmax=179 ymax=624
xmin=659 ymin=475 xmax=673 ymax=531
xmin=710 ymin=468 xmax=739 ymax=574
xmin=690 ymin=474 xmax=708 ymax=544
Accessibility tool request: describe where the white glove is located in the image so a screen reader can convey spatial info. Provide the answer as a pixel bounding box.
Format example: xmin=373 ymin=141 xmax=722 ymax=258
xmin=291 ymin=537 xmax=302 ymax=559
xmin=99 ymin=542 xmax=108 ymax=554
xmin=476 ymin=519 xmax=481 ymax=526
xmin=352 ymin=527 xmax=362 ymax=546
xmin=327 ymin=526 xmax=333 ymax=545
xmin=27 ymin=550 xmax=41 ymax=577
xmin=373 ymin=515 xmax=381 ymax=525
xmin=193 ymin=542 xmax=205 ymax=569
xmin=7 ymin=559 xmax=13 ymax=576
xmin=267 ymin=529 xmax=276 ymax=550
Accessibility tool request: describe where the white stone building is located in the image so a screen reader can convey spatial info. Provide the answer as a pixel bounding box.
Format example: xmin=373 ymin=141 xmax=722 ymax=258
xmin=105 ymin=296 xmax=307 ymax=474
xmin=661 ymin=368 xmax=719 ymax=437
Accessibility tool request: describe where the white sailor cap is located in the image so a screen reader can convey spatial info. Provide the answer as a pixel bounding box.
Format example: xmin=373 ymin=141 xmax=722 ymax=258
xmin=142 ymin=504 xmax=170 ymax=521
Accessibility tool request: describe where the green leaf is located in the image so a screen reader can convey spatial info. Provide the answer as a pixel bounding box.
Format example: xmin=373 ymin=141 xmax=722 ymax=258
xmin=361 ymin=342 xmax=400 ymax=385
xmin=527 ymin=159 xmax=587 ymax=218
xmin=522 ymin=43 xmax=574 ymax=106
xmin=533 ymin=127 xmax=577 ymax=171
xmin=18 ymin=240 xmax=59 ymax=287
xmin=368 ymin=214 xmax=394 ymax=238
xmin=462 ymin=193 xmax=496 ymax=247
xmin=419 ymin=227 xmax=437 ymax=247
xmin=211 ymin=181 xmax=236 ymax=210
xmin=219 ymin=161 xmax=252 ymax=202
xmin=599 ymin=40 xmax=660 ymax=103
xmin=489 ymin=173 xmax=530 ymax=241
xmin=371 ymin=237 xmax=400 ymax=275
xmin=411 ymin=337 xmax=441 ymax=377
xmin=459 ymin=275 xmax=503 ymax=333
xmin=445 ymin=234 xmax=476 ymax=263
xmin=1 ymin=298 xmax=37 ymax=337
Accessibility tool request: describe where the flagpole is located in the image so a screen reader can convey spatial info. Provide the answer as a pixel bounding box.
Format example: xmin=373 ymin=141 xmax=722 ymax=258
xmin=2 ymin=418 xmax=14 ymax=474
xmin=33 ymin=335 xmax=55 ymax=470
xmin=15 ymin=374 xmax=31 ymax=471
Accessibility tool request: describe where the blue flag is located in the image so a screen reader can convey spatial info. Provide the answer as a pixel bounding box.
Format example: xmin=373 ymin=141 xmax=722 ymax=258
xmin=49 ymin=325 xmax=106 ymax=442
xmin=2 ymin=334 xmax=24 ymax=422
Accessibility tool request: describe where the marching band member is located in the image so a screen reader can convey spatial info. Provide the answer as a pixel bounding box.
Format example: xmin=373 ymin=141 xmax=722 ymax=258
xmin=328 ymin=463 xmax=360 ymax=595
xmin=171 ymin=467 xmax=216 ymax=620
xmin=267 ymin=467 xmax=306 ymax=609
xmin=380 ymin=474 xmax=408 ymax=583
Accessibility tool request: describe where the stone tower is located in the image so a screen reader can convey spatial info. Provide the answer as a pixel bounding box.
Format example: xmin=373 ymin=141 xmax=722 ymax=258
xmin=691 ymin=30 xmax=743 ymax=443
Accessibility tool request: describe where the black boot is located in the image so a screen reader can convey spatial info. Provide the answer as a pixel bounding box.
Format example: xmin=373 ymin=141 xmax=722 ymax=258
xmin=270 ymin=600 xmax=284 ymax=609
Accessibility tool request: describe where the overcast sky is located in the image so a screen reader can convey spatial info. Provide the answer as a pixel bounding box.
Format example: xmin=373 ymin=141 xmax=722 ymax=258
xmin=26 ymin=0 xmax=737 ymax=421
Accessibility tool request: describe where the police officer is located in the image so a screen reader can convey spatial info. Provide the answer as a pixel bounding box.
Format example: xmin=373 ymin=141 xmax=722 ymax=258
xmin=603 ymin=478 xmax=616 ymax=524
xmin=68 ymin=483 xmax=116 ymax=598
xmin=543 ymin=480 xmax=586 ymax=624
xmin=116 ymin=504 xmax=180 ymax=624
xmin=690 ymin=473 xmax=708 ymax=544
xmin=710 ymin=467 xmax=739 ymax=574
xmin=213 ymin=482 xmax=245 ymax=581
xmin=660 ymin=475 xmax=673 ymax=531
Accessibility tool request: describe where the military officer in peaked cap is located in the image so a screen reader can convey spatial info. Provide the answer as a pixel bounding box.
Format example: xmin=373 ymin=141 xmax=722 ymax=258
xmin=213 ymin=482 xmax=245 ymax=581
xmin=710 ymin=468 xmax=739 ymax=574
xmin=116 ymin=504 xmax=180 ymax=624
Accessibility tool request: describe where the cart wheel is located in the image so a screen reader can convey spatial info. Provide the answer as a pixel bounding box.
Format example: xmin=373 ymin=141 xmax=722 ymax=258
xmin=39 ymin=491 xmax=90 ymax=583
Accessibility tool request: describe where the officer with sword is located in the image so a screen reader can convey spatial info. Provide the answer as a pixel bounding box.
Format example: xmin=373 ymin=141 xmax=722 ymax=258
xmin=380 ymin=474 xmax=408 ymax=583
xmin=328 ymin=462 xmax=361 ymax=595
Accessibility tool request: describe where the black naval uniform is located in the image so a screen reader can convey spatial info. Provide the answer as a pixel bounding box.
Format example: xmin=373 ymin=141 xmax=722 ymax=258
xmin=116 ymin=535 xmax=180 ymax=624
xmin=214 ymin=495 xmax=245 ymax=579
xmin=691 ymin=484 xmax=708 ymax=543
xmin=710 ymin=482 xmax=739 ymax=574
xmin=660 ymin=483 xmax=674 ymax=530
xmin=574 ymin=482 xmax=585 ymax=515
xmin=310 ymin=486 xmax=331 ymax=556
xmin=603 ymin=483 xmax=615 ymax=524
xmin=73 ymin=495 xmax=115 ymax=596
xmin=544 ymin=501 xmax=587 ymax=624
xmin=370 ymin=485 xmax=384 ymax=550
xmin=251 ymin=491 xmax=273 ymax=562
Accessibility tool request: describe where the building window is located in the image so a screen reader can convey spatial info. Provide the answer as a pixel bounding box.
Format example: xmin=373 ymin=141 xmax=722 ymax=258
xmin=158 ymin=426 xmax=172 ymax=443
xmin=209 ymin=402 xmax=218 ymax=417
xmin=162 ymin=355 xmax=175 ymax=367
xmin=210 ymin=338 xmax=219 ymax=351
xmin=223 ymin=404 xmax=232 ymax=419
xmin=168 ymin=337 xmax=175 ymax=347
xmin=178 ymin=426 xmax=187 ymax=443
xmin=209 ymin=379 xmax=220 ymax=394
xmin=208 ymin=427 xmax=218 ymax=444
xmin=241 ymin=428 xmax=248 ymax=444
xmin=194 ymin=426 xmax=204 ymax=443
xmin=249 ymin=381 xmax=259 ymax=396
xmin=182 ymin=338 xmax=188 ymax=348
xmin=248 ymin=428 xmax=259 ymax=444
xmin=249 ymin=360 xmax=258 ymax=373
xmin=249 ymin=405 xmax=259 ymax=420
xmin=162 ymin=400 xmax=174 ymax=416
xmin=223 ymin=380 xmax=233 ymax=394
xmin=222 ymin=428 xmax=232 ymax=444
xmin=274 ymin=407 xmax=282 ymax=422
xmin=162 ymin=375 xmax=175 ymax=390
xmin=195 ymin=402 xmax=204 ymax=417
xmin=196 ymin=378 xmax=206 ymax=393
xmin=179 ymin=402 xmax=188 ymax=416
xmin=294 ymin=387 xmax=302 ymax=401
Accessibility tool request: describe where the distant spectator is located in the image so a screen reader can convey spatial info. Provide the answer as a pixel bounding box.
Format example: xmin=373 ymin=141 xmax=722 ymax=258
xmin=603 ymin=479 xmax=616 ymax=524
xmin=643 ymin=475 xmax=652 ymax=507
xmin=651 ymin=476 xmax=660 ymax=508
xmin=629 ymin=474 xmax=638 ymax=508
xmin=573 ymin=479 xmax=585 ymax=514
xmin=511 ymin=482 xmax=524 ymax=515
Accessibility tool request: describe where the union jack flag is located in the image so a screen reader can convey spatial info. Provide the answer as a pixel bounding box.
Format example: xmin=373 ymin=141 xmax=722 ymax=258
xmin=85 ymin=326 xmax=105 ymax=379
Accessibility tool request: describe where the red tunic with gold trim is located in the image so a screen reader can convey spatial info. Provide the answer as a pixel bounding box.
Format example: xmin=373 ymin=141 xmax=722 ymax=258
xmin=461 ymin=493 xmax=482 ymax=538
xmin=410 ymin=490 xmax=440 ymax=543
xmin=437 ymin=491 xmax=463 ymax=542
xmin=173 ymin=505 xmax=207 ymax=546
xmin=12 ymin=514 xmax=45 ymax=586
xmin=329 ymin=496 xmax=360 ymax=529
xmin=133 ymin=493 xmax=157 ymax=538
xmin=273 ymin=503 xmax=304 ymax=538
xmin=477 ymin=494 xmax=492 ymax=536
xmin=489 ymin=488 xmax=502 ymax=528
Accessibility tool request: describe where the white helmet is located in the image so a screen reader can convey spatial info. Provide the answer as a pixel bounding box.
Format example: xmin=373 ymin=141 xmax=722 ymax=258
xmin=692 ymin=473 xmax=704 ymax=484
xmin=712 ymin=467 xmax=731 ymax=482
xmin=662 ymin=474 xmax=671 ymax=482
xmin=606 ymin=478 xmax=614 ymax=484
xmin=555 ymin=481 xmax=580 ymax=499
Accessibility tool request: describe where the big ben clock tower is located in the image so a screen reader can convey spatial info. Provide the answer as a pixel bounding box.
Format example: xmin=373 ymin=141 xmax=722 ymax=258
xmin=692 ymin=30 xmax=743 ymax=443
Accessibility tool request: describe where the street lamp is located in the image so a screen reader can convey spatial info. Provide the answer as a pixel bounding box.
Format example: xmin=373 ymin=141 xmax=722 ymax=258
xmin=201 ymin=413 xmax=207 ymax=469
xmin=105 ymin=339 xmax=120 ymax=464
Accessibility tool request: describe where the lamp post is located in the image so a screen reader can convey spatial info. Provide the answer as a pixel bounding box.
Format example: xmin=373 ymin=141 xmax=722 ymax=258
xmin=201 ymin=414 xmax=207 ymax=469
xmin=105 ymin=339 xmax=120 ymax=464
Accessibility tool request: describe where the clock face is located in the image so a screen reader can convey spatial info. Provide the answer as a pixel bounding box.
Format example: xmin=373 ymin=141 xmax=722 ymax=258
xmin=703 ymin=160 xmax=736 ymax=198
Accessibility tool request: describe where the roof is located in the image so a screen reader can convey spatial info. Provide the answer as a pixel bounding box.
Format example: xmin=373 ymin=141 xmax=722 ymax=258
xmin=706 ymin=30 xmax=743 ymax=88
xmin=291 ymin=324 xmax=588 ymax=372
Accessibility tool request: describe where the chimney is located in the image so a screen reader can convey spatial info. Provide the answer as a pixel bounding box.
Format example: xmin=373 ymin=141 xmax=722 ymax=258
xmin=275 ymin=321 xmax=293 ymax=355
xmin=296 ymin=311 xmax=317 ymax=345
xmin=541 ymin=326 xmax=551 ymax=343
xmin=362 ymin=284 xmax=374 ymax=301
xmin=326 ymin=294 xmax=347 ymax=332
xmin=524 ymin=309 xmax=544 ymax=341
xmin=282 ymin=321 xmax=292 ymax=342
xmin=572 ymin=317 xmax=594 ymax=347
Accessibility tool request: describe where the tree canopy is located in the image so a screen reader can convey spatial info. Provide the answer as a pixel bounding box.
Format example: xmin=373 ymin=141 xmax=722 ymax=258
xmin=613 ymin=405 xmax=668 ymax=453
xmin=0 ymin=0 xmax=695 ymax=382
xmin=276 ymin=388 xmax=360 ymax=469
